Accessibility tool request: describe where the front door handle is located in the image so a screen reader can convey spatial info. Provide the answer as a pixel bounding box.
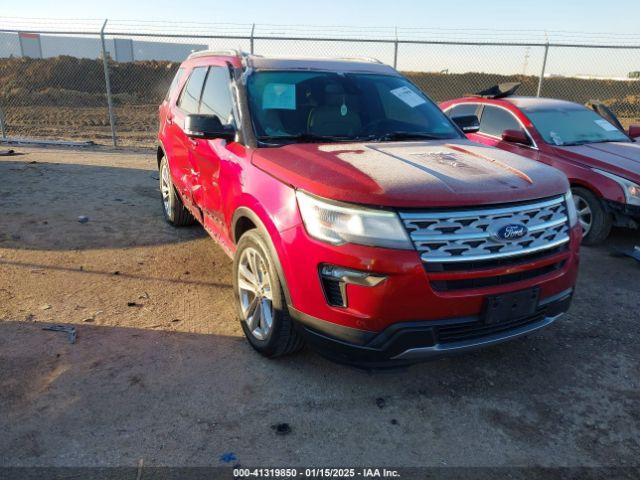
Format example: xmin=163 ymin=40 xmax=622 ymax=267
xmin=188 ymin=138 xmax=199 ymax=148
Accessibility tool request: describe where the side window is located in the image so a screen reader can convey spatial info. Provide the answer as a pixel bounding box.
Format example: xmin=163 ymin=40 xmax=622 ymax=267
xmin=165 ymin=67 xmax=184 ymax=101
xmin=199 ymin=66 xmax=234 ymax=125
xmin=479 ymin=106 xmax=521 ymax=137
xmin=446 ymin=103 xmax=480 ymax=119
xmin=177 ymin=67 xmax=207 ymax=114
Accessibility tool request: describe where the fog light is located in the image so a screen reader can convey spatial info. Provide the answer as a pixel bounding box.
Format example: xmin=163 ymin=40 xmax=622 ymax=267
xmin=319 ymin=265 xmax=387 ymax=308
xmin=320 ymin=265 xmax=386 ymax=287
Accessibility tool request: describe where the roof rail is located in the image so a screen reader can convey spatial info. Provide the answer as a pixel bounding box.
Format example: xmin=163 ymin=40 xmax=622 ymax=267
xmin=187 ymin=49 xmax=244 ymax=59
xmin=333 ymin=56 xmax=383 ymax=64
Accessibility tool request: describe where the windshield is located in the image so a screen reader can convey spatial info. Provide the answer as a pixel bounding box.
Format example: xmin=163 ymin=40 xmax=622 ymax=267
xmin=246 ymin=71 xmax=461 ymax=144
xmin=524 ymin=106 xmax=630 ymax=146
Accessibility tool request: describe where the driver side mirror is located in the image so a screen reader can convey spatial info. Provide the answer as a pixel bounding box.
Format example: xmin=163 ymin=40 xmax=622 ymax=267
xmin=501 ymin=129 xmax=531 ymax=146
xmin=628 ymin=125 xmax=640 ymax=139
xmin=451 ymin=114 xmax=480 ymax=134
xmin=184 ymin=114 xmax=236 ymax=141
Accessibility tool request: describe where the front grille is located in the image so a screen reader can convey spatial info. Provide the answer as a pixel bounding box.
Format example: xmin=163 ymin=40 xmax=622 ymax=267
xmin=430 ymin=261 xmax=565 ymax=291
xmin=423 ymin=245 xmax=567 ymax=273
xmin=436 ymin=313 xmax=545 ymax=343
xmin=399 ymin=196 xmax=570 ymax=266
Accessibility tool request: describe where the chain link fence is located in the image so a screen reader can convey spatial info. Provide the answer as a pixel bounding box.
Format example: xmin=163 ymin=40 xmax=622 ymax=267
xmin=1 ymin=20 xmax=639 ymax=148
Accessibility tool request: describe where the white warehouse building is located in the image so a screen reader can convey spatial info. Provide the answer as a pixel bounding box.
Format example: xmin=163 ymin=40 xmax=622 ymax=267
xmin=0 ymin=31 xmax=207 ymax=62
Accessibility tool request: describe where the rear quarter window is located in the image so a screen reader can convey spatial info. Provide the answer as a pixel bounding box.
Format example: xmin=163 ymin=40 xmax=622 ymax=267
xmin=165 ymin=67 xmax=185 ymax=102
xmin=446 ymin=103 xmax=481 ymax=119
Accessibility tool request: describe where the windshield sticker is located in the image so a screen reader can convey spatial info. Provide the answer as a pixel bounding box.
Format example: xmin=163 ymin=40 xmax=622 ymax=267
xmin=390 ymin=86 xmax=427 ymax=108
xmin=550 ymin=132 xmax=563 ymax=145
xmin=595 ymin=119 xmax=618 ymax=132
xmin=340 ymin=103 xmax=348 ymax=116
xmin=263 ymin=83 xmax=296 ymax=110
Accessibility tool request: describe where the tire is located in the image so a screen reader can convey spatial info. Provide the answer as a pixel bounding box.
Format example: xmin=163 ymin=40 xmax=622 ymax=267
xmin=233 ymin=229 xmax=304 ymax=358
xmin=159 ymin=156 xmax=195 ymax=226
xmin=571 ymin=186 xmax=612 ymax=245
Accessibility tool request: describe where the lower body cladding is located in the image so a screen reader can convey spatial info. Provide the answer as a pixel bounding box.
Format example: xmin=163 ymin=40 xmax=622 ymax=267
xmin=290 ymin=289 xmax=573 ymax=367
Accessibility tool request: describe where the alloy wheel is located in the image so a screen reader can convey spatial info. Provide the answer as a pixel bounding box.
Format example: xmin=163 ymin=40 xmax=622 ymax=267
xmin=237 ymin=247 xmax=274 ymax=340
xmin=160 ymin=162 xmax=171 ymax=215
xmin=574 ymin=194 xmax=593 ymax=237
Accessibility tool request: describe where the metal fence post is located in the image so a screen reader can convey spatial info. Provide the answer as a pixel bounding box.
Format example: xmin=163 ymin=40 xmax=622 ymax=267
xmin=0 ymin=105 xmax=6 ymax=140
xmin=250 ymin=24 xmax=255 ymax=54
xmin=393 ymin=27 xmax=398 ymax=69
xmin=100 ymin=19 xmax=117 ymax=147
xmin=536 ymin=43 xmax=549 ymax=97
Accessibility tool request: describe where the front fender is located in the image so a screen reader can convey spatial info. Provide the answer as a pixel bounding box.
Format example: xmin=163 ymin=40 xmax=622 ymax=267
xmin=231 ymin=203 xmax=300 ymax=307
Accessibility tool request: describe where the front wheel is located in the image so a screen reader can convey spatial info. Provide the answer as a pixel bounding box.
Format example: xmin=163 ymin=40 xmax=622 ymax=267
xmin=571 ymin=186 xmax=612 ymax=245
xmin=233 ymin=229 xmax=304 ymax=358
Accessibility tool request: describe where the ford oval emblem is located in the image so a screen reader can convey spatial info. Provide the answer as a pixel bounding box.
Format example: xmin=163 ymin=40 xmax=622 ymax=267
xmin=492 ymin=223 xmax=528 ymax=242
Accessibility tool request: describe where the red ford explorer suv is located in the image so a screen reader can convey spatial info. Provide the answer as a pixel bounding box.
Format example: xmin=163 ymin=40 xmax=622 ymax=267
xmin=157 ymin=52 xmax=581 ymax=366
xmin=442 ymin=84 xmax=640 ymax=245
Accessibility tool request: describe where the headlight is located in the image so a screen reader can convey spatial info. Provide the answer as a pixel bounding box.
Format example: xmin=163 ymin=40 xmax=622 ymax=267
xmin=564 ymin=190 xmax=579 ymax=227
xmin=593 ymin=169 xmax=640 ymax=206
xmin=295 ymin=191 xmax=413 ymax=250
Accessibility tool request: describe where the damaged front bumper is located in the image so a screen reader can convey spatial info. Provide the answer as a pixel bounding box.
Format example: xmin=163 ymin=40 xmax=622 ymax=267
xmin=604 ymin=200 xmax=640 ymax=229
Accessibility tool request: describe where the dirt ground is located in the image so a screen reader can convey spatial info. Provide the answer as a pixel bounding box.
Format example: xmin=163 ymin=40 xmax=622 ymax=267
xmin=1 ymin=146 xmax=639 ymax=471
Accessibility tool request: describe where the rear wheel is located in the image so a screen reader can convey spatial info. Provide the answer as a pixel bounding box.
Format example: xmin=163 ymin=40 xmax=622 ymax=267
xmin=159 ymin=157 xmax=195 ymax=226
xmin=233 ymin=229 xmax=304 ymax=357
xmin=571 ymin=186 xmax=612 ymax=245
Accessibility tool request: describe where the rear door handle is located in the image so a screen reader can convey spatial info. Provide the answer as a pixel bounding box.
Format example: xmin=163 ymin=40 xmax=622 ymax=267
xmin=166 ymin=116 xmax=174 ymax=125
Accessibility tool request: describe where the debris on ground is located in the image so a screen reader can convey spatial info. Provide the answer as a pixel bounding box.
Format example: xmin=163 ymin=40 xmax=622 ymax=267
xmin=40 ymin=304 xmax=52 ymax=310
xmin=375 ymin=397 xmax=386 ymax=409
xmin=219 ymin=452 xmax=237 ymax=463
xmin=611 ymin=246 xmax=640 ymax=264
xmin=42 ymin=325 xmax=77 ymax=344
xmin=390 ymin=419 xmax=398 ymax=425
xmin=271 ymin=423 xmax=291 ymax=435
xmin=127 ymin=302 xmax=142 ymax=308
xmin=0 ymin=149 xmax=16 ymax=156
xmin=138 ymin=292 xmax=149 ymax=300
xmin=77 ymin=216 xmax=90 ymax=224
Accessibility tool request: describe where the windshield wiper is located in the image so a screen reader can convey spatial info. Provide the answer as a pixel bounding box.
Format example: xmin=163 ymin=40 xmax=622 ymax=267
xmin=256 ymin=133 xmax=355 ymax=144
xmin=370 ymin=131 xmax=448 ymax=142
xmin=256 ymin=131 xmax=452 ymax=145
xmin=561 ymin=139 xmax=619 ymax=146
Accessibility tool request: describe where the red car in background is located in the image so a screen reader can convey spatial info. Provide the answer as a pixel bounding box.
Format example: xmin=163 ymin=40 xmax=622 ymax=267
xmin=442 ymin=87 xmax=640 ymax=244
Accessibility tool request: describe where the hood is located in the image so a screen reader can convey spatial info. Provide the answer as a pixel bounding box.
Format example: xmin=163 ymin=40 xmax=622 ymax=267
xmin=252 ymin=139 xmax=569 ymax=208
xmin=554 ymin=142 xmax=640 ymax=182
